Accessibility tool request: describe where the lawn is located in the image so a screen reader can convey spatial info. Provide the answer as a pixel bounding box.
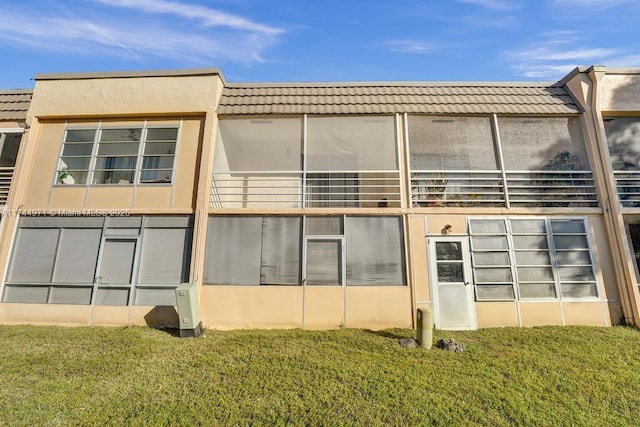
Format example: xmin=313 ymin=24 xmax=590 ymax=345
xmin=0 ymin=325 xmax=639 ymax=426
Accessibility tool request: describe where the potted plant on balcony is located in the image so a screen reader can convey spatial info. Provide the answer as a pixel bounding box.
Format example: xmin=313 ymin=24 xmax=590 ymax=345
xmin=426 ymin=172 xmax=448 ymax=207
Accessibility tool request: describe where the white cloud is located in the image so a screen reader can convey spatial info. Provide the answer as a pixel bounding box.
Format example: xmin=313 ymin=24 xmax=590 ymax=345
xmin=512 ymin=47 xmax=617 ymax=62
xmin=87 ymin=0 xmax=283 ymax=36
xmin=552 ymin=0 xmax=634 ymax=8
xmin=504 ymin=30 xmax=629 ymax=79
xmin=0 ymin=1 xmax=284 ymax=64
xmin=382 ymin=40 xmax=438 ymax=54
xmin=455 ymin=0 xmax=519 ymax=10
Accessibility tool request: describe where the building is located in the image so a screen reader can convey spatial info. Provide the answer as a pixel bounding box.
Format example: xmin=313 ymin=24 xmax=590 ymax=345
xmin=0 ymin=65 xmax=638 ymax=330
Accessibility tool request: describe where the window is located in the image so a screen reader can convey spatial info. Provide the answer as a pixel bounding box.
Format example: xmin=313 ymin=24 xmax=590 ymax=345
xmin=407 ymin=115 xmax=596 ymax=207
xmin=469 ymin=218 xmax=597 ymax=301
xmin=203 ymin=215 xmax=406 ymax=286
xmin=212 ymin=116 xmax=401 ymax=208
xmin=0 ymin=130 xmax=22 ymax=204
xmin=603 ymin=117 xmax=640 ymax=207
xmin=57 ymin=125 xmax=178 ymax=185
xmin=2 ymin=216 xmax=192 ymax=306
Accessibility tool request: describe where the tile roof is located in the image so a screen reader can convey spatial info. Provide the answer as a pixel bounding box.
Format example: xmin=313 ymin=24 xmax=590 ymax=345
xmin=0 ymin=90 xmax=32 ymax=121
xmin=217 ymin=82 xmax=580 ymax=115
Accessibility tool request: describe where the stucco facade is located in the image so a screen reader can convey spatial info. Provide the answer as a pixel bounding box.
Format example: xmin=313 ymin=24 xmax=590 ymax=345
xmin=0 ymin=65 xmax=639 ymax=330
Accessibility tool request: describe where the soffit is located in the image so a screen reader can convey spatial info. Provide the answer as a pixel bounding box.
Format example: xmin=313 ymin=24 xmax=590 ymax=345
xmin=217 ymin=83 xmax=580 ymax=115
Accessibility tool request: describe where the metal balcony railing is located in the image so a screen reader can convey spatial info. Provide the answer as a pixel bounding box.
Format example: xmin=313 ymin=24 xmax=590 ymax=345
xmin=0 ymin=167 xmax=15 ymax=205
xmin=210 ymin=170 xmax=401 ymax=208
xmin=506 ymin=170 xmax=597 ymax=207
xmin=613 ymin=171 xmax=640 ymax=208
xmin=410 ymin=170 xmax=598 ymax=208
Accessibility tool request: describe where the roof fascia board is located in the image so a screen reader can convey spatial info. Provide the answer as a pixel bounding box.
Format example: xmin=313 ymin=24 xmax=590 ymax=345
xmin=35 ymin=68 xmax=227 ymax=84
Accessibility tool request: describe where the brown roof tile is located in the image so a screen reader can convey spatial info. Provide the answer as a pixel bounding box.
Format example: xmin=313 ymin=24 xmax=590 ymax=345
xmin=217 ymin=82 xmax=580 ymax=116
xmin=0 ymin=90 xmax=33 ymax=121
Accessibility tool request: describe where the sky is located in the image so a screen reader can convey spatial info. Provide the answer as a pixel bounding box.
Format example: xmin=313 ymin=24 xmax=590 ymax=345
xmin=1 ymin=0 xmax=639 ymax=89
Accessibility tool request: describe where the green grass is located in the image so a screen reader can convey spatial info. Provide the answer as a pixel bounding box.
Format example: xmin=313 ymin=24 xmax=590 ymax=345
xmin=1 ymin=326 xmax=639 ymax=426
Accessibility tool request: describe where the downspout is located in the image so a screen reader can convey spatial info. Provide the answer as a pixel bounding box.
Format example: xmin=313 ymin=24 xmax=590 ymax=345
xmin=586 ymin=67 xmax=640 ymax=325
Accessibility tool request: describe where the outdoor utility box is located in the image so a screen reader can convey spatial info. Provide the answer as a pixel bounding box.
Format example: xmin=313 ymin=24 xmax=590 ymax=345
xmin=175 ymin=282 xmax=203 ymax=338
xmin=416 ymin=308 xmax=433 ymax=349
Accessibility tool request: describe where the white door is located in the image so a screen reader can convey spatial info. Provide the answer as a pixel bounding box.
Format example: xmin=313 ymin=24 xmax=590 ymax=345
xmin=428 ymin=237 xmax=476 ymax=330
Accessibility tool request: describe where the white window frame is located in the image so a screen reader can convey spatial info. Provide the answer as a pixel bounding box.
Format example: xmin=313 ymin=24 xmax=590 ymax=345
xmin=468 ymin=216 xmax=600 ymax=302
xmin=55 ymin=121 xmax=181 ymax=187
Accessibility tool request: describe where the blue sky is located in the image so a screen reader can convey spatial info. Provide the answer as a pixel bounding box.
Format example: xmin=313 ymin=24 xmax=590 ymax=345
xmin=1 ymin=0 xmax=639 ymax=88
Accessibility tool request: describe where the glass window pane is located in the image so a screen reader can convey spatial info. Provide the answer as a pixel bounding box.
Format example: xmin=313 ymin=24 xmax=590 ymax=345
xmin=346 ymin=216 xmax=405 ymax=286
xmin=58 ymin=170 xmax=88 ymax=185
xmin=473 ymin=251 xmax=510 ymax=266
xmin=204 ymin=216 xmax=262 ymax=285
xmin=96 ymin=287 xmax=129 ymax=306
xmin=472 ymin=236 xmax=508 ymax=250
xmin=437 ymin=263 xmax=464 ymax=282
xmin=550 ymin=220 xmax=586 ymax=234
xmin=307 ymin=116 xmax=397 ymax=171
xmin=603 ymin=117 xmax=640 ymax=171
xmin=561 ymin=283 xmax=597 ymax=298
xmin=553 ymin=235 xmax=588 ymax=250
xmin=142 ymin=156 xmax=174 ymax=169
xmin=65 ymin=129 xmax=96 ymax=143
xmin=475 ymin=267 xmax=512 ymax=282
xmin=519 ymin=283 xmax=556 ymax=298
xmin=62 ymin=143 xmax=93 ymax=156
xmin=100 ymin=128 xmax=142 ymax=142
xmin=558 ymin=266 xmax=595 ymax=281
xmin=305 ymin=216 xmax=343 ymax=236
xmin=60 ymin=157 xmax=90 ymax=170
xmin=476 ymin=284 xmax=514 ymax=300
xmin=146 ymin=128 xmax=178 ymax=141
xmin=499 ymin=117 xmax=590 ymax=171
xmin=95 ymin=156 xmax=136 ymax=169
xmin=436 ymin=242 xmax=462 ymax=261
xmin=144 ymin=142 xmax=176 ymax=155
xmin=469 ymin=220 xmax=506 ymax=234
xmin=138 ymin=226 xmax=191 ymax=284
xmin=306 ymin=240 xmax=341 ymax=285
xmin=512 ymin=235 xmax=548 ymax=250
xmin=93 ymin=170 xmax=134 ymax=184
xmin=2 ymin=285 xmax=50 ymax=304
xmin=140 ymin=170 xmax=172 ymax=183
xmin=555 ymin=250 xmax=592 ymax=265
xmin=517 ymin=267 xmax=554 ymax=281
xmin=408 ymin=116 xmax=498 ymax=170
xmin=515 ymin=251 xmax=551 ymax=265
xmin=260 ymin=217 xmax=301 ymax=285
xmin=97 ymin=143 xmax=139 ymax=156
xmin=98 ymin=239 xmax=136 ymax=285
xmin=510 ymin=219 xmax=546 ymax=234
xmin=7 ymin=228 xmax=59 ymax=283
xmin=216 ymin=118 xmax=302 ymax=171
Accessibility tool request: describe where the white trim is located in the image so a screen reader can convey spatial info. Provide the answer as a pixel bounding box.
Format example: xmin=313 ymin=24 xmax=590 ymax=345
xmin=0 ymin=128 xmax=24 ymax=134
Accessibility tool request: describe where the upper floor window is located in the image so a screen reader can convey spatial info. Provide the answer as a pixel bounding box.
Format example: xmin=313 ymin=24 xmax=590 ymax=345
xmin=57 ymin=125 xmax=179 ymax=185
xmin=212 ymin=116 xmax=400 ymax=208
xmin=603 ymin=117 xmax=640 ymax=208
xmin=408 ymin=115 xmax=596 ymax=208
xmin=0 ymin=130 xmax=22 ymax=205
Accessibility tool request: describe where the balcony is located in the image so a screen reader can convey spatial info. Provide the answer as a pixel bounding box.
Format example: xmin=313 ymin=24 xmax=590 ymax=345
xmin=410 ymin=170 xmax=597 ymax=208
xmin=614 ymin=171 xmax=640 ymax=208
xmin=210 ymin=171 xmax=401 ymax=208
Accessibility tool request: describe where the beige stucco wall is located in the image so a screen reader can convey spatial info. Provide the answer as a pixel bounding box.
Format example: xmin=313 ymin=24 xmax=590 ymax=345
xmin=408 ymin=212 xmax=620 ymax=329
xmin=21 ymin=117 xmax=204 ymax=211
xmin=0 ymin=303 xmax=180 ymax=327
xmin=198 ymin=285 xmax=411 ymax=330
xmin=599 ymin=74 xmax=640 ymax=112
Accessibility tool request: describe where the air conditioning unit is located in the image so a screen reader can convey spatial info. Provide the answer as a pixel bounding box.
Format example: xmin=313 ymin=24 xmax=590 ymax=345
xmin=175 ymin=283 xmax=203 ymax=338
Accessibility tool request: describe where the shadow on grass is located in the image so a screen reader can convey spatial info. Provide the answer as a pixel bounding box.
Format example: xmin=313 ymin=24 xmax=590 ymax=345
xmin=363 ymin=329 xmax=414 ymax=340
